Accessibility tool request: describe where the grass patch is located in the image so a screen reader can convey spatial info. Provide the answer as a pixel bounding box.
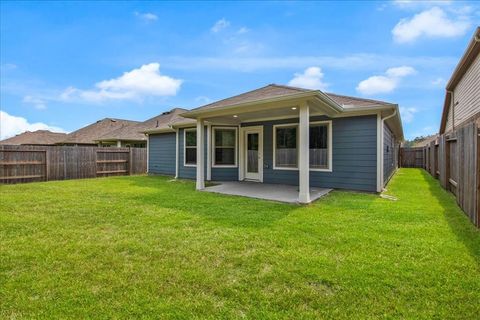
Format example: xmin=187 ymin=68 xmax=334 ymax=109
xmin=1 ymin=169 xmax=479 ymax=318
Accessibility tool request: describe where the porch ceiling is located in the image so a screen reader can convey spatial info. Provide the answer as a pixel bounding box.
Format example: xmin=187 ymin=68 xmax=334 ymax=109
xmin=196 ymin=96 xmax=338 ymax=124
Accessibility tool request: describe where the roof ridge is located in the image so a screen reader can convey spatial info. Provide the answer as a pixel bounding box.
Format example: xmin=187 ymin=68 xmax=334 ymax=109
xmin=268 ymin=83 xmax=313 ymax=92
xmin=191 ymin=84 xmax=281 ymax=111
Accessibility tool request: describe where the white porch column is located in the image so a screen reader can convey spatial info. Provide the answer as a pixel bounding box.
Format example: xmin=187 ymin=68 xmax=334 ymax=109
xmin=298 ymin=103 xmax=310 ymax=203
xmin=116 ymin=140 xmax=122 ymax=148
xmin=196 ymin=118 xmax=205 ymax=190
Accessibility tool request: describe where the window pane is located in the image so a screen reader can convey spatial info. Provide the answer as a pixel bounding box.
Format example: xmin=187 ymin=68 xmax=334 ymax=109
xmin=215 ymin=129 xmax=235 ymax=147
xmin=276 ymin=126 xmax=297 ymax=167
xmin=185 ymin=148 xmax=197 ymax=164
xmin=310 ymin=124 xmax=328 ymax=168
xmin=185 ymin=130 xmax=196 ymax=147
xmin=247 ymin=133 xmax=258 ymax=151
xmin=276 ymin=127 xmax=297 ymax=148
xmin=215 ymin=148 xmax=235 ymax=165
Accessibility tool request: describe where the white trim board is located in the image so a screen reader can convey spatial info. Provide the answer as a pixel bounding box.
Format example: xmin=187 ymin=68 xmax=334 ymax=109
xmin=184 ymin=127 xmax=197 ymax=167
xmin=211 ymin=126 xmax=239 ymax=168
xmin=239 ymin=126 xmax=264 ymax=182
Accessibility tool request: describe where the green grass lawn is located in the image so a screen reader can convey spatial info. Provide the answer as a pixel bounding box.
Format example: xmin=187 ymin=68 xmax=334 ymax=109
xmin=1 ymin=169 xmax=479 ymax=319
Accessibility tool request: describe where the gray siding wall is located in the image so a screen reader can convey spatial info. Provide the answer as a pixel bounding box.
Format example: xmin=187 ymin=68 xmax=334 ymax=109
xmin=148 ymin=133 xmax=176 ymax=175
xmin=383 ymin=124 xmax=396 ymax=185
xmin=243 ymin=115 xmax=378 ymax=192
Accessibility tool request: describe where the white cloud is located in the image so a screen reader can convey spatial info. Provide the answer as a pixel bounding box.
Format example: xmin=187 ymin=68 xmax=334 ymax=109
xmin=0 ymin=110 xmax=66 ymax=140
xmin=400 ymin=107 xmax=418 ymax=123
xmin=385 ymin=66 xmax=416 ymax=77
xmin=60 ymin=63 xmax=182 ymax=103
xmin=134 ymin=11 xmax=158 ymax=22
xmin=23 ymin=96 xmax=47 ymax=110
xmin=162 ymin=54 xmax=456 ymax=73
xmin=211 ymin=18 xmax=230 ymax=33
xmin=1 ymin=63 xmax=17 ymax=71
xmin=432 ymin=77 xmax=446 ymax=86
xmin=237 ymin=27 xmax=249 ymax=34
xmin=357 ymin=76 xmax=397 ymax=95
xmin=393 ymin=0 xmax=452 ymax=9
xmin=288 ymin=67 xmax=328 ymax=90
xmin=356 ymin=66 xmax=416 ymax=95
xmin=392 ymin=7 xmax=471 ymax=43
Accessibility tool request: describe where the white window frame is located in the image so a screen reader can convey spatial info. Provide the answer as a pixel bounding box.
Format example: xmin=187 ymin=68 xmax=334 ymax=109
xmin=212 ymin=126 xmax=238 ymax=168
xmin=184 ymin=128 xmax=197 ymax=167
xmin=273 ymin=121 xmax=333 ymax=172
xmin=273 ymin=123 xmax=299 ymax=170
xmin=309 ymin=120 xmax=333 ymax=172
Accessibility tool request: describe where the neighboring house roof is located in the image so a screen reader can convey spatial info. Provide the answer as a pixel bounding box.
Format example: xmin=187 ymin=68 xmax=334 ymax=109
xmin=440 ymin=26 xmax=480 ymax=133
xmin=188 ymin=84 xmax=394 ymax=114
xmin=411 ymin=134 xmax=439 ymax=148
xmin=142 ymin=108 xmax=193 ymax=134
xmin=0 ymin=130 xmax=68 ymax=145
xmin=59 ymin=118 xmax=140 ymax=145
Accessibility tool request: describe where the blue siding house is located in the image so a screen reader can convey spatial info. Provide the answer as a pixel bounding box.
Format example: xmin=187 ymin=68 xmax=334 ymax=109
xmin=144 ymin=84 xmax=403 ymax=203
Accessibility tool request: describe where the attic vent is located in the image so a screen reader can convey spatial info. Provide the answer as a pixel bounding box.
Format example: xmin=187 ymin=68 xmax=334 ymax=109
xmin=156 ymin=120 xmax=159 ymax=127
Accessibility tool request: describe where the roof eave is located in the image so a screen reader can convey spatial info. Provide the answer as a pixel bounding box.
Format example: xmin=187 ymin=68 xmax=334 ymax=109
xmin=143 ymin=128 xmax=176 ymax=134
xmin=181 ymin=91 xmax=341 ymax=119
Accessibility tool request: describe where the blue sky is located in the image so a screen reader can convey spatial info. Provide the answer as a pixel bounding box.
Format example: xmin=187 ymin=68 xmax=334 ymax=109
xmin=1 ymin=0 xmax=479 ymax=140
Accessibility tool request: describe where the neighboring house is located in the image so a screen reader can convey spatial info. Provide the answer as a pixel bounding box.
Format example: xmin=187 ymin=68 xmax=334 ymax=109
xmin=145 ymin=84 xmax=403 ymax=203
xmin=440 ymin=27 xmax=480 ymax=134
xmin=58 ymin=118 xmax=142 ymax=146
xmin=0 ymin=130 xmax=67 ymax=145
xmin=409 ymin=134 xmax=439 ymax=148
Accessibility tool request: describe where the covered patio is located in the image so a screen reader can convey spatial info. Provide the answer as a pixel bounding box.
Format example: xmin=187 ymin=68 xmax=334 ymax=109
xmin=182 ymin=85 xmax=344 ymax=204
xmin=203 ymin=181 xmax=332 ymax=204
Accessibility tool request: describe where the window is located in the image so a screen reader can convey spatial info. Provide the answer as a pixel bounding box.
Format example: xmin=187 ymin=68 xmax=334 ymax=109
xmin=274 ymin=125 xmax=298 ymax=169
xmin=273 ymin=121 xmax=332 ymax=171
xmin=309 ymin=122 xmax=330 ymax=170
xmin=213 ymin=128 xmax=237 ymax=166
xmin=184 ymin=129 xmax=197 ymax=166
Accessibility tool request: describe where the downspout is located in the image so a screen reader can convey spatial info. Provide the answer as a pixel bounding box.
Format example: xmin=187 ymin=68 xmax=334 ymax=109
xmin=145 ymin=134 xmax=149 ymax=174
xmin=172 ymin=125 xmax=179 ymax=179
xmin=380 ymin=108 xmax=397 ymax=191
xmin=447 ymin=90 xmax=455 ymax=131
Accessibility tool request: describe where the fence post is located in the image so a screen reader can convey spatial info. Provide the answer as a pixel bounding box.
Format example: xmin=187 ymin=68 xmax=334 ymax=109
xmin=44 ymin=150 xmax=48 ymax=181
xmin=129 ymin=148 xmax=133 ymax=175
xmin=63 ymin=150 xmax=67 ymax=180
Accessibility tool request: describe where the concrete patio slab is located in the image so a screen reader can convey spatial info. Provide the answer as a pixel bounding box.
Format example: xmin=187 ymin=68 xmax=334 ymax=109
xmin=203 ymin=181 xmax=332 ymax=204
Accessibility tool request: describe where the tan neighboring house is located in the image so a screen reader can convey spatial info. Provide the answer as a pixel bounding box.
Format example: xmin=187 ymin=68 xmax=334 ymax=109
xmin=440 ymin=26 xmax=480 ymax=134
xmin=58 ymin=118 xmax=142 ymax=147
xmin=0 ymin=130 xmax=67 ymax=146
xmin=410 ymin=134 xmax=439 ymax=148
xmin=94 ymin=108 xmax=190 ymax=148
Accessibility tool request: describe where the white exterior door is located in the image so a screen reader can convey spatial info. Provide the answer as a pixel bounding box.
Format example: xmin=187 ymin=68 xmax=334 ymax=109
xmin=243 ymin=127 xmax=263 ymax=181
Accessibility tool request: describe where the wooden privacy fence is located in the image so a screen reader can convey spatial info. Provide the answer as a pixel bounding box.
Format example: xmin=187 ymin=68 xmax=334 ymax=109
xmin=422 ymin=122 xmax=479 ymax=228
xmin=0 ymin=145 xmax=147 ymax=184
xmin=399 ymin=147 xmax=424 ymax=168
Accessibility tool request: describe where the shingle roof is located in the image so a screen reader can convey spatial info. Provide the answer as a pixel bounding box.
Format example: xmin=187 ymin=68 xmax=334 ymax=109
xmin=324 ymin=92 xmax=394 ymax=108
xmin=141 ymin=108 xmax=194 ymax=132
xmin=411 ymin=134 xmax=439 ymax=148
xmin=59 ymin=118 xmax=140 ymax=145
xmin=0 ymin=130 xmax=68 ymax=145
xmin=191 ymin=84 xmax=394 ymax=112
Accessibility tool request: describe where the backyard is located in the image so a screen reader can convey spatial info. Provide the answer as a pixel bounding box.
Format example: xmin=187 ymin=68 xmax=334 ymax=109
xmin=1 ymin=168 xmax=479 ymax=319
